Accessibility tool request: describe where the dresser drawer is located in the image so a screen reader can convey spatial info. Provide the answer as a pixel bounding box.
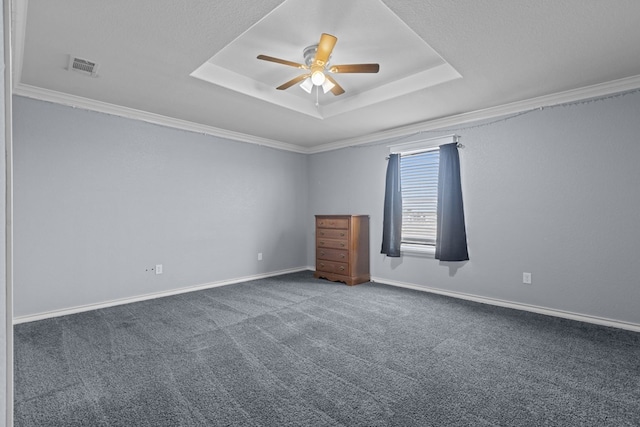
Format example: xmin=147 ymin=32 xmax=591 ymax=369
xmin=317 ymin=218 xmax=349 ymax=229
xmin=317 ymin=238 xmax=348 ymax=249
xmin=317 ymin=228 xmax=349 ymax=239
xmin=316 ymin=260 xmax=349 ymax=275
xmin=317 ymin=248 xmax=348 ymax=262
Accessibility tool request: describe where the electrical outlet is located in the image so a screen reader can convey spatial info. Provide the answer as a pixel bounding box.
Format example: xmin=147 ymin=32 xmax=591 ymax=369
xmin=257 ymin=253 xmax=263 ymax=261
xmin=156 ymin=264 xmax=163 ymax=275
xmin=523 ymin=272 xmax=532 ymax=284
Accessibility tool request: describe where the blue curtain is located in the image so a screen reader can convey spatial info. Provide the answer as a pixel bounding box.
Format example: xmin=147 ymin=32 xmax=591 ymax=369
xmin=381 ymin=153 xmax=402 ymax=257
xmin=436 ymin=143 xmax=469 ymax=261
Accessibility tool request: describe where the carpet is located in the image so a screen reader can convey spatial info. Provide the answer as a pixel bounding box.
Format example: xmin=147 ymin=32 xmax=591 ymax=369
xmin=14 ymin=271 xmax=640 ymax=426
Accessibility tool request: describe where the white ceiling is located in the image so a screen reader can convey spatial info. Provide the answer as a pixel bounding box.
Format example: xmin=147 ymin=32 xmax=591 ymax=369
xmin=12 ymin=0 xmax=640 ymax=153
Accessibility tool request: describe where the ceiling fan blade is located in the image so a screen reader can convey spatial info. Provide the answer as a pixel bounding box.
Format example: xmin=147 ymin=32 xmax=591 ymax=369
xmin=324 ymin=74 xmax=345 ymax=96
xmin=329 ymin=63 xmax=380 ymax=73
xmin=314 ymin=33 xmax=337 ymax=67
xmin=276 ymin=74 xmax=311 ymax=90
xmin=257 ymin=55 xmax=308 ymax=69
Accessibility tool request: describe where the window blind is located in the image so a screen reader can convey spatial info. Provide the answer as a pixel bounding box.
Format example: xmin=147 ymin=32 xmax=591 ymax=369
xmin=400 ymin=149 xmax=439 ymax=246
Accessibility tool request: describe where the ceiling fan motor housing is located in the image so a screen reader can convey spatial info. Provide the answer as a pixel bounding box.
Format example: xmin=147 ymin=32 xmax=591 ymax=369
xmin=303 ymin=44 xmax=329 ymax=68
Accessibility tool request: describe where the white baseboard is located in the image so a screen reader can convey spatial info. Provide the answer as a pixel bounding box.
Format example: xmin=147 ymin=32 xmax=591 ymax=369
xmin=13 ymin=267 xmax=310 ymax=324
xmin=16 ymin=270 xmax=638 ymax=333
xmin=371 ymin=276 xmax=640 ymax=333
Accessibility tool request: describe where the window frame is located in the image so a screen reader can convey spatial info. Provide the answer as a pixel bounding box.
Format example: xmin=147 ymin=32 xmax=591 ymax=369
xmin=388 ymin=134 xmax=458 ymax=256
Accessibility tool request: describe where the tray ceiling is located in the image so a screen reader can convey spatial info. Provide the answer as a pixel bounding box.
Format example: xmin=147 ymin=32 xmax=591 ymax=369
xmin=191 ymin=0 xmax=460 ymax=119
xmin=12 ymin=0 xmax=640 ymax=152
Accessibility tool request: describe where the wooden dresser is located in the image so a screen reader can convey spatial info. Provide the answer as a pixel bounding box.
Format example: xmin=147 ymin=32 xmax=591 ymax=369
xmin=314 ymin=215 xmax=370 ymax=286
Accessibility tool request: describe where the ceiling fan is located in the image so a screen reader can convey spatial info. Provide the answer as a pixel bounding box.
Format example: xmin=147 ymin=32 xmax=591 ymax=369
xmin=257 ymin=33 xmax=379 ymax=96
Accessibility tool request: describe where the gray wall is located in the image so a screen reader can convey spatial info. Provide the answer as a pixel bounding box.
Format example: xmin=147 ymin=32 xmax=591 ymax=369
xmin=12 ymin=90 xmax=640 ymax=327
xmin=308 ymin=91 xmax=640 ymax=326
xmin=13 ymin=96 xmax=309 ymax=317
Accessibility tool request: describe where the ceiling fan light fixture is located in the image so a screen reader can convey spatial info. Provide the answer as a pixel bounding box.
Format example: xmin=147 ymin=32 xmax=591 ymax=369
xmin=311 ymin=70 xmax=326 ymax=86
xmin=322 ymin=79 xmax=335 ymax=94
xmin=299 ymin=77 xmax=313 ymax=93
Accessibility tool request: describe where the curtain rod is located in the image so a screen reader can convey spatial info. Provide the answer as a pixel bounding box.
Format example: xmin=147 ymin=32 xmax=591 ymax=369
xmin=387 ymin=133 xmax=459 ymax=150
xmin=386 ymin=135 xmax=462 ymax=159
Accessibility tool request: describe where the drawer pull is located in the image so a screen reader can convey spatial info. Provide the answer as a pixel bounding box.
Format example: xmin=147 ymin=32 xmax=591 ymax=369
xmin=340 ymin=232 xmax=345 ymax=237
xmin=340 ymin=254 xmax=345 ymax=259
xmin=340 ymin=242 xmax=345 ymax=247
xmin=339 ymin=266 xmax=345 ymax=271
xmin=320 ymin=251 xmax=325 ymax=256
xmin=320 ymin=231 xmax=325 ymax=236
xmin=320 ymin=263 xmax=325 ymax=268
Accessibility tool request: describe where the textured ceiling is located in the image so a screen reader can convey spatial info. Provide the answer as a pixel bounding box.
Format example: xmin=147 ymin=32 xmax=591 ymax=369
xmin=13 ymin=0 xmax=640 ymax=152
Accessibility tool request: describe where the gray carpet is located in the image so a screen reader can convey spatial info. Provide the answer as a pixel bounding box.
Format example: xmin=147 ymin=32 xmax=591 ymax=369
xmin=14 ymin=271 xmax=640 ymax=426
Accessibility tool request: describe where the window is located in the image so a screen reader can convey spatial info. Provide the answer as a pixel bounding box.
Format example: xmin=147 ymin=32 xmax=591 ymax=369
xmin=388 ymin=135 xmax=457 ymax=254
xmin=400 ymin=148 xmax=439 ymax=247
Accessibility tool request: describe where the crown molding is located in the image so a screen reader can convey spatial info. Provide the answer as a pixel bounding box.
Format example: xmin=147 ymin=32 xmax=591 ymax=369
xmin=12 ymin=73 xmax=640 ymax=156
xmin=13 ymin=83 xmax=310 ymax=154
xmin=307 ymin=73 xmax=640 ymax=153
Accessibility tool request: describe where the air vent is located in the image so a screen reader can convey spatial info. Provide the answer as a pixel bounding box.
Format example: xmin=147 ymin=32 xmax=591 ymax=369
xmin=68 ymin=55 xmax=99 ymax=77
